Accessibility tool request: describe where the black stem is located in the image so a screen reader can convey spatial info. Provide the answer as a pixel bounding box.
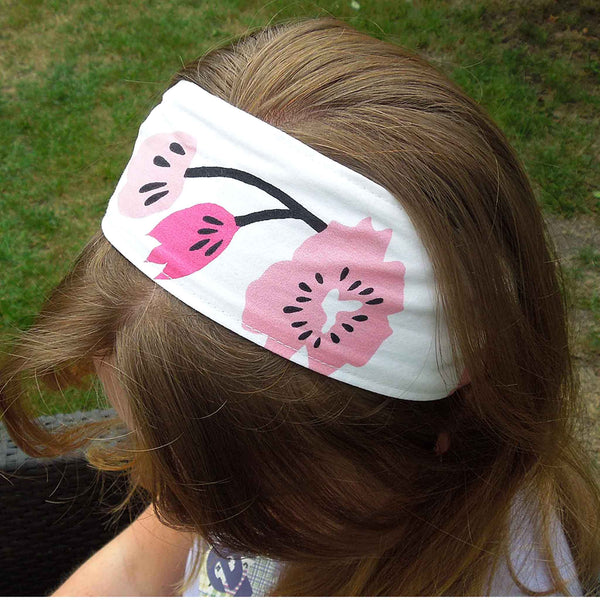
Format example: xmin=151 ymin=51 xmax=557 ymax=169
xmin=184 ymin=166 xmax=327 ymax=232
xmin=235 ymin=209 xmax=294 ymax=227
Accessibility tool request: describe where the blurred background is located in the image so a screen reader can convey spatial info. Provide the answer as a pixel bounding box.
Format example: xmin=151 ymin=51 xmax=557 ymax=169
xmin=1 ymin=0 xmax=598 ymax=456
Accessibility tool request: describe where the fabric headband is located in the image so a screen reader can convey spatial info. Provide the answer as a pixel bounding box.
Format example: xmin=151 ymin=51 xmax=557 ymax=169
xmin=101 ymin=80 xmax=463 ymax=400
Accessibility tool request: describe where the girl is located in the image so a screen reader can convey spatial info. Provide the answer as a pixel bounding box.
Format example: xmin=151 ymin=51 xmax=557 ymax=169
xmin=2 ymin=18 xmax=599 ymax=596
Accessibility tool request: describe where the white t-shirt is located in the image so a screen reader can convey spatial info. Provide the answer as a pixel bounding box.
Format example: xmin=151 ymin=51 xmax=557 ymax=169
xmin=182 ymin=496 xmax=581 ymax=597
xmin=488 ymin=493 xmax=581 ymax=596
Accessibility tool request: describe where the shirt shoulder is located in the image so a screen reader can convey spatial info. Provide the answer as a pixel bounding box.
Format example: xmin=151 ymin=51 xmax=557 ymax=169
xmin=489 ymin=493 xmax=581 ymax=596
xmin=182 ymin=495 xmax=581 ymax=596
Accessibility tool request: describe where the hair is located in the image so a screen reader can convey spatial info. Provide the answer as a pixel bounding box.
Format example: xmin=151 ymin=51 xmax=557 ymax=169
xmin=1 ymin=18 xmax=599 ymax=596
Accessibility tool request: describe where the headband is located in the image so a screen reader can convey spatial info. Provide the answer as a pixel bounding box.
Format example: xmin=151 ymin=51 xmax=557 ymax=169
xmin=101 ymin=80 xmax=462 ymax=400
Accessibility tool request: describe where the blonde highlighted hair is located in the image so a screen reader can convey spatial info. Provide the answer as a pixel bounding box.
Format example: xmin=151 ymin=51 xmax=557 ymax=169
xmin=2 ymin=18 xmax=599 ymax=595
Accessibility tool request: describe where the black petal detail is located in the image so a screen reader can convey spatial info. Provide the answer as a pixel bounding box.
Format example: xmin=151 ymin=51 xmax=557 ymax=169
xmin=366 ymin=298 xmax=383 ymax=305
xmin=352 ymin=315 xmax=368 ymax=322
xmin=313 ymin=337 xmax=321 ymax=348
xmin=315 ymin=272 xmax=324 ymax=284
xmin=359 ymin=287 xmax=374 ymax=295
xmin=189 ymin=239 xmax=210 ymax=252
xmin=197 ymin=228 xmax=218 ymax=234
xmin=298 ymin=330 xmax=312 ymax=340
xmin=283 ymin=306 xmax=303 ymax=313
xmin=144 ymin=190 xmax=169 ymax=206
xmin=342 ymin=323 xmax=354 ymax=332
xmin=340 ymin=267 xmax=349 ymax=281
xmin=205 ymin=240 xmax=223 ymax=256
xmin=330 ymin=332 xmax=340 ymax=344
xmin=169 ymin=142 xmax=185 ymax=155
xmin=296 ymin=296 xmax=311 ymax=303
xmin=203 ymin=215 xmax=224 ymax=225
xmin=291 ymin=321 xmax=308 ymax=328
xmin=299 ymin=282 xmax=312 ymax=293
xmin=139 ymin=181 xmax=167 ymax=193
xmin=348 ymin=280 xmax=361 ymax=291
xmin=153 ymin=155 xmax=170 ymax=167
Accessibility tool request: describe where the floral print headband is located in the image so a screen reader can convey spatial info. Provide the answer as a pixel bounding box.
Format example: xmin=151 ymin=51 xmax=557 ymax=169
xmin=101 ymin=81 xmax=463 ymax=400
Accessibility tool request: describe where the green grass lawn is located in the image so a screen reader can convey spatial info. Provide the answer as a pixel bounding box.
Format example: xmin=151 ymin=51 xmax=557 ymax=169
xmin=1 ymin=0 xmax=599 ymax=414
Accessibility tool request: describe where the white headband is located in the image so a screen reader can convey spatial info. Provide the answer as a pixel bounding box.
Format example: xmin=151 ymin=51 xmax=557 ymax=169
xmin=101 ymin=80 xmax=463 ymax=400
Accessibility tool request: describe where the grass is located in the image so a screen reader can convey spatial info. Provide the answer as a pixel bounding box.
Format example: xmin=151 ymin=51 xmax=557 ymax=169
xmin=0 ymin=0 xmax=599 ymax=413
xmin=566 ymin=246 xmax=600 ymax=357
xmin=577 ymin=246 xmax=600 ymax=269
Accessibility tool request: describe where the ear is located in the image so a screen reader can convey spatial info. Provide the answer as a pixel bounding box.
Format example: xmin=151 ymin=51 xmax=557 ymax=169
xmin=434 ymin=431 xmax=451 ymax=456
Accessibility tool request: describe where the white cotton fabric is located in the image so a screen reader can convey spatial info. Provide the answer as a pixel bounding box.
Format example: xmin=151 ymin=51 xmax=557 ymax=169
xmin=102 ymin=81 xmax=461 ymax=400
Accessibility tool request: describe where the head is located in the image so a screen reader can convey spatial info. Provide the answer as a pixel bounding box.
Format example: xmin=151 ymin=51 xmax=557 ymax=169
xmin=2 ymin=18 xmax=599 ymax=595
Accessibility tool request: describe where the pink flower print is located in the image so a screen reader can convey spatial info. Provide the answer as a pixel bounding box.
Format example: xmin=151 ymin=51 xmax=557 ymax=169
xmin=118 ymin=132 xmax=196 ymax=218
xmin=146 ymin=203 xmax=240 ymax=280
xmin=243 ymin=218 xmax=405 ymax=376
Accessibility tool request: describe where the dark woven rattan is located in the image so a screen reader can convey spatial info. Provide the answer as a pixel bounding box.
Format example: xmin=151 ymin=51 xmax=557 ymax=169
xmin=0 ymin=410 xmax=145 ymax=596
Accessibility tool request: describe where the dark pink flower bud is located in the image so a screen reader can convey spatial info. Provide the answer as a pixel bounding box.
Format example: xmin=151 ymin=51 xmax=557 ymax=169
xmin=146 ymin=203 xmax=240 ymax=280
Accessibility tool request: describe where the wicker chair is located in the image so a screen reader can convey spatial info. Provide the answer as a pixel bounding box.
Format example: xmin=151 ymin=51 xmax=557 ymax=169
xmin=0 ymin=410 xmax=145 ymax=597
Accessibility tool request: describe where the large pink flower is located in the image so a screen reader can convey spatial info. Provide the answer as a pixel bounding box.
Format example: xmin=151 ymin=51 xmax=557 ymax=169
xmin=118 ymin=132 xmax=196 ymax=218
xmin=243 ymin=218 xmax=405 ymax=376
xmin=146 ymin=203 xmax=239 ymax=280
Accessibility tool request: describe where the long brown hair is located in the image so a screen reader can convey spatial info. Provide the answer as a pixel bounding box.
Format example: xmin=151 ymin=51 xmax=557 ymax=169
xmin=1 ymin=18 xmax=599 ymax=595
